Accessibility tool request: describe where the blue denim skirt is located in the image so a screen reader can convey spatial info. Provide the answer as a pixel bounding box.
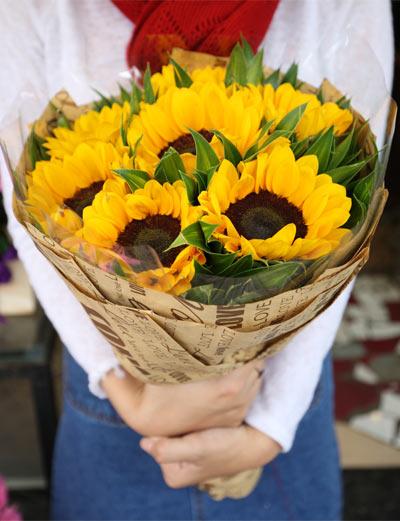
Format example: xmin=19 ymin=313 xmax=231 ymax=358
xmin=51 ymin=350 xmax=342 ymax=520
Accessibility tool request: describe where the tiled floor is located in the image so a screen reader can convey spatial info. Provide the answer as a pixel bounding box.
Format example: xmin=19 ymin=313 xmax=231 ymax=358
xmin=333 ymin=274 xmax=400 ymax=448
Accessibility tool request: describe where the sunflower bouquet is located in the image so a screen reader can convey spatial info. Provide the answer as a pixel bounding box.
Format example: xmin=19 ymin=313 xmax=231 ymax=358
xmin=7 ymin=40 xmax=393 ymax=499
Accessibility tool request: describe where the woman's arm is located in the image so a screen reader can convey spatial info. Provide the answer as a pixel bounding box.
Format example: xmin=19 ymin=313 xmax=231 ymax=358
xmin=1 ymin=153 xmax=122 ymax=396
xmin=245 ymin=284 xmax=353 ymax=451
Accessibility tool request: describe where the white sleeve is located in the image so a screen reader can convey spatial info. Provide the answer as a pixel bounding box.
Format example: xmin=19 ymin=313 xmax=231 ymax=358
xmin=1 ymin=152 xmax=119 ymax=398
xmin=246 ymin=283 xmax=352 ymax=451
xmin=248 ymin=0 xmax=394 ymax=452
xmin=0 ymin=1 xmax=119 ymax=398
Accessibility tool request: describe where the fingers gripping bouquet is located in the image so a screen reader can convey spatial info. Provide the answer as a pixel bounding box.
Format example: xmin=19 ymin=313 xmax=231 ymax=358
xmin=8 ymin=40 xmax=393 ymax=499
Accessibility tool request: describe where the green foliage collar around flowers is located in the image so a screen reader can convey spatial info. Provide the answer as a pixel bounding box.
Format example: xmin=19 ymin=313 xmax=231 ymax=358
xmin=165 ymin=217 xmax=307 ymax=305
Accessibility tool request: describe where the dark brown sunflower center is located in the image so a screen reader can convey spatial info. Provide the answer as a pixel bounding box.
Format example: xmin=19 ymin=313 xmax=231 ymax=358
xmin=158 ymin=129 xmax=214 ymax=158
xmin=225 ymin=191 xmax=307 ymax=240
xmin=64 ymin=181 xmax=104 ymax=217
xmin=116 ymin=214 xmax=183 ymax=268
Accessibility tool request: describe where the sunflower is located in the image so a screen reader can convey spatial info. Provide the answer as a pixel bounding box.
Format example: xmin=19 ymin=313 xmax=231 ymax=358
xmin=263 ymin=83 xmax=353 ymax=140
xmin=26 ymin=142 xmax=130 ymax=233
xmin=127 ymin=83 xmax=264 ymax=174
xmin=81 ymin=179 xmax=205 ymax=294
xmin=198 ymin=146 xmax=352 ymax=261
xmin=44 ymin=102 xmax=130 ymax=160
xmin=150 ymin=64 xmax=176 ymax=97
xmin=191 ymin=65 xmax=226 ymax=85
xmin=150 ymin=64 xmax=226 ymax=98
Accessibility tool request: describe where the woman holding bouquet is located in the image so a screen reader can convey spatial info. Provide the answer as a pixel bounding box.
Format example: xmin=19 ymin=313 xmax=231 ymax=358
xmin=0 ymin=1 xmax=394 ymax=520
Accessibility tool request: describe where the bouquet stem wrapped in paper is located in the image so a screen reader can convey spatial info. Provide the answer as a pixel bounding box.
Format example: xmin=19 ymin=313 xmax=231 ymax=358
xmin=5 ymin=42 xmax=395 ymax=499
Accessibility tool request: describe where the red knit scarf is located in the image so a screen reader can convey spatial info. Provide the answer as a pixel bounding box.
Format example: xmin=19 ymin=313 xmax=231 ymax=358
xmin=111 ymin=0 xmax=279 ymax=72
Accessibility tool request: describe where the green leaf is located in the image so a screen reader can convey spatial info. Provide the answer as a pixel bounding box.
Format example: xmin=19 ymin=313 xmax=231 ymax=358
xmin=346 ymin=166 xmax=377 ymax=228
xmin=194 ymin=261 xmax=214 ymax=276
xmin=212 ymin=130 xmax=242 ymax=166
xmin=179 ymin=170 xmax=198 ymax=205
xmin=336 ymin=95 xmax=351 ymax=110
xmin=194 ymin=170 xmax=209 ymax=191
xmin=112 ymin=260 xmax=126 ymax=278
xmin=183 ymin=284 xmax=215 ymax=305
xmin=240 ymin=35 xmax=255 ymax=61
xmin=130 ymin=83 xmax=143 ymax=115
xmin=118 ymin=83 xmax=130 ymax=103
xmin=207 ymin=240 xmax=224 ymax=254
xmin=292 ymin=136 xmax=312 ymax=158
xmin=56 ymin=113 xmax=71 ymax=129
xmin=329 ymin=127 xmax=355 ymax=169
xmin=306 ymin=127 xmax=334 ymax=172
xmin=316 ymin=88 xmax=325 ymax=104
xmin=28 ymin=129 xmax=50 ymax=169
xmin=243 ymin=120 xmax=275 ymax=160
xmin=353 ymin=169 xmax=376 ymax=204
xmin=154 ymin=147 xmax=184 ymax=184
xmin=200 ymin=220 xmax=218 ymax=242
xmin=206 ymin=251 xmax=238 ymax=273
xmin=245 ymin=129 xmax=291 ymax=161
xmin=348 ymin=121 xmax=362 ymax=152
xmin=92 ymin=88 xmax=119 ymax=111
xmin=166 ymin=221 xmax=217 ymax=251
xmin=258 ymin=119 xmax=275 ymax=141
xmin=219 ymin=255 xmax=253 ymax=277
xmin=189 ymin=128 xmax=220 ymax=173
xmin=327 ymin=160 xmax=368 ymax=185
xmin=249 ymin=262 xmax=305 ymax=291
xmin=113 ymin=169 xmax=150 ymax=192
xmin=120 ymin=113 xmax=133 ymax=147
xmin=263 ymin=69 xmax=281 ymax=88
xmin=169 ymin=57 xmax=193 ymax=88
xmin=225 ymin=42 xmax=247 ymax=86
xmin=281 ymin=63 xmax=298 ymax=87
xmin=143 ymin=64 xmax=156 ymax=104
xmin=223 ymin=281 xmax=254 ymax=304
xmin=276 ymin=103 xmax=307 ymax=132
xmin=346 ymin=192 xmax=367 ymax=228
xmin=247 ymin=50 xmax=264 ymax=85
xmin=129 ymin=134 xmax=142 ymax=160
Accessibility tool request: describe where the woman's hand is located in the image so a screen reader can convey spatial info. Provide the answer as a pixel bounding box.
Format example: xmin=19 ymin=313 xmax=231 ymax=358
xmin=140 ymin=425 xmax=281 ymax=488
xmin=101 ymin=360 xmax=264 ymax=437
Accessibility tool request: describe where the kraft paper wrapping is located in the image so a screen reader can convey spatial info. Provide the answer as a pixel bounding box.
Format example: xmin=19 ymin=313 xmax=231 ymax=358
xmin=9 ymin=49 xmax=388 ymax=500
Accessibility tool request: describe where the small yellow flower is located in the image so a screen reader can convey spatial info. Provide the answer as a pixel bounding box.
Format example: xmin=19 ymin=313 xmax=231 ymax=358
xmin=150 ymin=64 xmax=226 ymax=98
xmin=44 ymin=102 xmax=130 ymax=160
xmin=297 ymin=101 xmax=353 ymax=140
xmin=81 ymin=179 xmax=204 ymax=294
xmin=191 ymin=66 xmax=226 ymax=85
xmin=199 ymin=145 xmax=351 ymax=261
xmin=150 ymin=64 xmax=176 ymax=97
xmin=263 ymin=83 xmax=353 ymax=140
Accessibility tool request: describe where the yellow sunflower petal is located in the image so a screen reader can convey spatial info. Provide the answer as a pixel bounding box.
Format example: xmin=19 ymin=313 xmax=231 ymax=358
xmin=171 ymin=88 xmax=205 ymax=133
